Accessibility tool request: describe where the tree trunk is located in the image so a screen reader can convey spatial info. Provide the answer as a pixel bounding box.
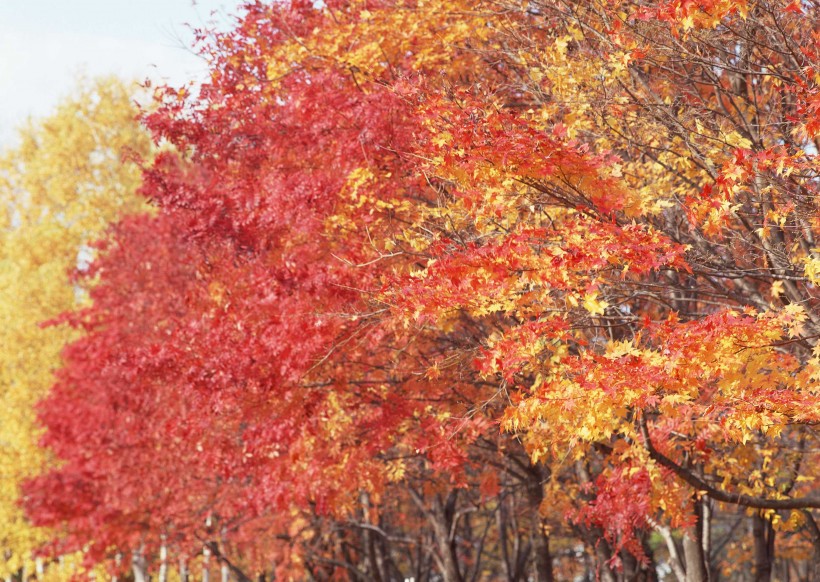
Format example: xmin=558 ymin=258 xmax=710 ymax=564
xmin=683 ymin=498 xmax=708 ymax=582
xmin=702 ymin=500 xmax=712 ymax=578
xmin=132 ymin=550 xmax=149 ymax=582
xmin=361 ymin=492 xmax=385 ymax=582
xmin=158 ymin=541 xmax=168 ymax=582
xmin=526 ymin=464 xmax=554 ymax=582
xmin=752 ymin=512 xmax=775 ymax=582
xmin=408 ymin=486 xmax=462 ymax=582
xmin=432 ymin=492 xmax=463 ymax=582
xmin=203 ymin=545 xmax=211 ymax=582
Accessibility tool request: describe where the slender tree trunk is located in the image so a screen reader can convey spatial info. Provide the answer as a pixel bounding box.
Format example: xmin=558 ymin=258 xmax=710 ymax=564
xmin=361 ymin=492 xmax=385 ymax=582
xmin=432 ymin=492 xmax=462 ymax=582
xmin=702 ymin=500 xmax=712 ymax=581
xmin=409 ymin=487 xmax=462 ymax=582
xmin=132 ymin=550 xmax=149 ymax=582
xmin=650 ymin=519 xmax=686 ymax=582
xmin=683 ymin=498 xmax=708 ymax=582
xmin=526 ymin=464 xmax=554 ymax=582
xmin=203 ymin=544 xmax=211 ymax=582
xmin=158 ymin=540 xmax=168 ymax=582
xmin=179 ymin=558 xmax=189 ymax=582
xmin=752 ymin=512 xmax=775 ymax=582
xmin=414 ymin=535 xmax=424 ymax=582
xmin=496 ymin=499 xmax=514 ymax=581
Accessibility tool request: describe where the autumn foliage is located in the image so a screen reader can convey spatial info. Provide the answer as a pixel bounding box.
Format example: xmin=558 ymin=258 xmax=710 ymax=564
xmin=5 ymin=0 xmax=820 ymax=580
xmin=0 ymin=77 xmax=151 ymax=581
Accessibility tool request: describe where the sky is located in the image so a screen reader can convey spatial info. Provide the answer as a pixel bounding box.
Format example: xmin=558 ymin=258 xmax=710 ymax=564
xmin=0 ymin=0 xmax=242 ymax=145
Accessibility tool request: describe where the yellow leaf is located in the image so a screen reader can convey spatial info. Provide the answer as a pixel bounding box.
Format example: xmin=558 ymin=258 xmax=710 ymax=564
xmin=582 ymin=292 xmax=608 ymax=316
xmin=770 ymin=280 xmax=784 ymax=300
xmin=725 ymin=131 xmax=753 ymax=150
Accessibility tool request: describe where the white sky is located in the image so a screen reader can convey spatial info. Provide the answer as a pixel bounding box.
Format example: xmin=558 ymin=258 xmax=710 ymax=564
xmin=0 ymin=0 xmax=242 ymax=145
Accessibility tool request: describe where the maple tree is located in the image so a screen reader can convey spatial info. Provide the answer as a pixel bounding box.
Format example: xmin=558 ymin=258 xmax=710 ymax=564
xmin=377 ymin=0 xmax=820 ymax=578
xmin=17 ymin=0 xmax=820 ymax=580
xmin=378 ymin=0 xmax=820 ymax=577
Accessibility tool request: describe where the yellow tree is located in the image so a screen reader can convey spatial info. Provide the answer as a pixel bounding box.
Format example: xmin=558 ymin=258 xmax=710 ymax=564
xmin=0 ymin=76 xmax=151 ymax=579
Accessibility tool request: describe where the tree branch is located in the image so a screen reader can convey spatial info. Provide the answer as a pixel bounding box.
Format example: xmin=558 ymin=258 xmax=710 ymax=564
xmin=638 ymin=415 xmax=820 ymax=510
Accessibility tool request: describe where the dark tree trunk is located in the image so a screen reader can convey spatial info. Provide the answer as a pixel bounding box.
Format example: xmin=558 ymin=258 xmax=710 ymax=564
xmin=433 ymin=492 xmax=463 ymax=582
xmin=526 ymin=464 xmax=554 ymax=582
xmin=752 ymin=512 xmax=775 ymax=582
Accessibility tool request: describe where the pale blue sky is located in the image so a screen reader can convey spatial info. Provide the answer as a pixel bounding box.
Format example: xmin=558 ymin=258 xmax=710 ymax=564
xmin=0 ymin=0 xmax=242 ymax=144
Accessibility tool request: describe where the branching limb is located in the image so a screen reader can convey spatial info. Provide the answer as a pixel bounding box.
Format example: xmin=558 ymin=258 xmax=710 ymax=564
xmin=638 ymin=414 xmax=820 ymax=510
